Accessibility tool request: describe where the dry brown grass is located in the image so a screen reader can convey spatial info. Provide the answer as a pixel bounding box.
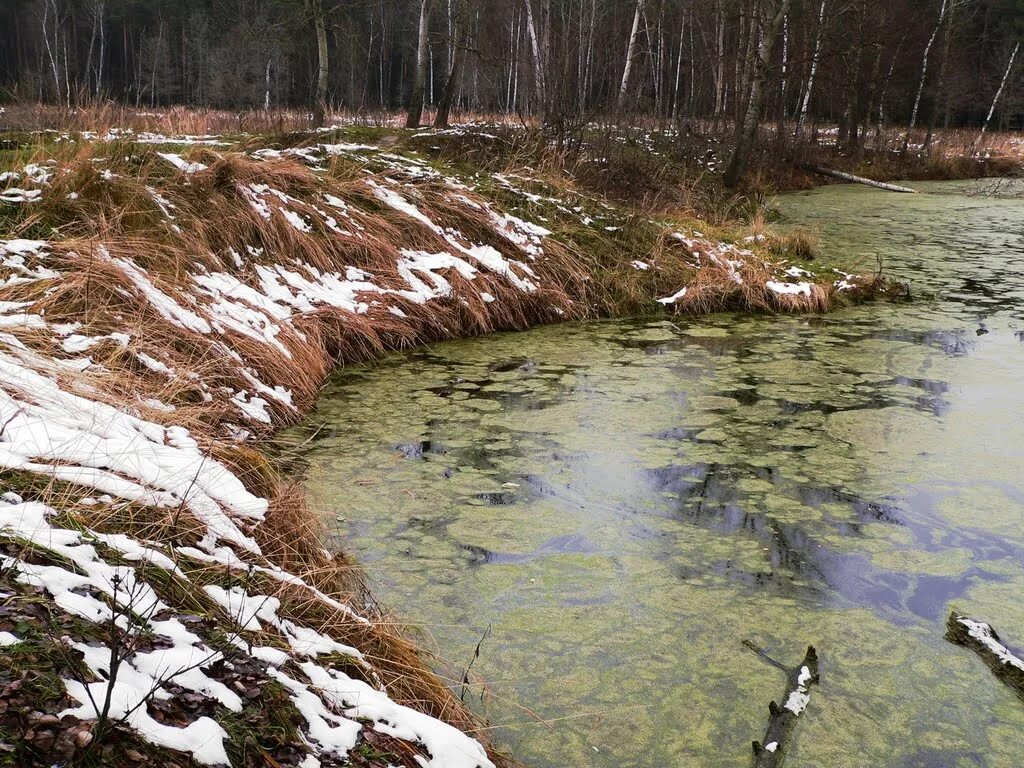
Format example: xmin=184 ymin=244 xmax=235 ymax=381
xmin=0 ymin=102 xmax=539 ymax=137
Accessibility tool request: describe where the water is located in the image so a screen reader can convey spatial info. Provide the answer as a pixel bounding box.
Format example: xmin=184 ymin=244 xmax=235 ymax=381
xmin=287 ymin=179 xmax=1024 ymax=767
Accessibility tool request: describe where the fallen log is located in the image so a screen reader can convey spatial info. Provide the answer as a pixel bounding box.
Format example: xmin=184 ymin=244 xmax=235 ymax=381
xmin=752 ymin=645 xmax=820 ymax=768
xmin=804 ymin=165 xmax=919 ymax=193
xmin=945 ymin=612 xmax=1024 ymax=702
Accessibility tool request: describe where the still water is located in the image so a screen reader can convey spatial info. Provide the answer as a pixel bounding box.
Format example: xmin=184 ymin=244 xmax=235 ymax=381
xmin=288 ymin=179 xmax=1024 ymax=767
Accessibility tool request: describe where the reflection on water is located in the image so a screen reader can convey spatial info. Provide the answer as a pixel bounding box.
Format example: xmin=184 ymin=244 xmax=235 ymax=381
xmin=287 ymin=179 xmax=1024 ymax=767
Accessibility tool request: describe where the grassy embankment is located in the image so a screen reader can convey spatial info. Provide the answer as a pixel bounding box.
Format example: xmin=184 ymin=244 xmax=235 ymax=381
xmin=0 ymin=114 xmax=899 ymax=768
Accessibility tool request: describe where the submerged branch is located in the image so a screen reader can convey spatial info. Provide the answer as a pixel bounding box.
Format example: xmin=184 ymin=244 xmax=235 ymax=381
xmin=751 ymin=645 xmax=820 ymax=768
xmin=946 ymin=612 xmax=1024 ymax=702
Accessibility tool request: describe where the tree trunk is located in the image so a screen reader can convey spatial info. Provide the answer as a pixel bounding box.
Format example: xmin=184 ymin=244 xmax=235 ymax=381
xmin=978 ymin=42 xmax=1020 ymax=141
xmin=618 ymin=0 xmax=645 ymax=108
xmin=795 ymin=0 xmax=826 ymax=138
xmin=41 ymin=0 xmax=62 ymax=105
xmin=406 ymin=0 xmax=432 ymax=127
xmin=725 ymin=0 xmax=794 ymax=188
xmin=524 ymin=0 xmax=545 ymax=110
xmin=925 ymin=3 xmax=955 ymax=151
xmin=946 ymin=612 xmax=1024 ymax=702
xmin=95 ymin=0 xmax=105 ymax=100
xmin=805 ymin=165 xmax=918 ymax=193
xmin=265 ymin=59 xmax=272 ymax=110
xmin=903 ymin=0 xmax=949 ymax=154
xmin=776 ymin=13 xmax=788 ymax=139
xmin=752 ymin=646 xmax=820 ymax=768
xmin=875 ymin=35 xmax=906 ymax=140
xmin=714 ymin=3 xmax=725 ymax=119
xmin=671 ymin=18 xmax=685 ymax=125
xmin=434 ymin=1 xmax=467 ymax=128
xmin=312 ymin=0 xmax=329 ymax=127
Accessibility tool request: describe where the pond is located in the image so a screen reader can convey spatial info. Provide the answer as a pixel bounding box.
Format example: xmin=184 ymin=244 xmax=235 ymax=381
xmin=286 ymin=179 xmax=1024 ymax=768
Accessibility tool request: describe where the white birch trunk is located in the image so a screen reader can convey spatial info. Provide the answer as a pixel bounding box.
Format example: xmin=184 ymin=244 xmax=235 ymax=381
xmin=406 ymin=0 xmax=431 ymax=127
xmin=41 ymin=0 xmax=62 ymax=105
xmin=979 ymin=42 xmax=1020 ymax=140
xmin=903 ymin=0 xmax=949 ymax=153
xmin=265 ymin=59 xmax=272 ymax=110
xmin=795 ymin=0 xmax=827 ymax=138
xmin=618 ymin=0 xmax=645 ymax=107
xmin=671 ymin=18 xmax=685 ymax=124
xmin=524 ymin=0 xmax=545 ymax=108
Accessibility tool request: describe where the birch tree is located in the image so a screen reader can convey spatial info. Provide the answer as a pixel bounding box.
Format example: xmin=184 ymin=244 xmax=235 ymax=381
xmin=978 ymin=41 xmax=1020 ymax=140
xmin=524 ymin=0 xmax=545 ymax=110
xmin=794 ymin=0 xmax=827 ymax=138
xmin=902 ymin=0 xmax=950 ymax=154
xmin=434 ymin=0 xmax=469 ymax=127
xmin=406 ymin=0 xmax=432 ymax=127
xmin=725 ymin=0 xmax=794 ymax=188
xmin=309 ymin=0 xmax=329 ymax=127
xmin=618 ymin=0 xmax=645 ymax=108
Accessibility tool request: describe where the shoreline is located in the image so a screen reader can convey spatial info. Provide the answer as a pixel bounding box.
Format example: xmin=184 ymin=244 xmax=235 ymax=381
xmin=0 ymin=122 xmax=903 ymax=767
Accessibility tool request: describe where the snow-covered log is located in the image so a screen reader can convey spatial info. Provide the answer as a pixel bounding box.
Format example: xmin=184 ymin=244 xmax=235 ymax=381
xmin=752 ymin=645 xmax=819 ymax=768
xmin=805 ymin=165 xmax=918 ymax=193
xmin=946 ymin=612 xmax=1024 ymax=702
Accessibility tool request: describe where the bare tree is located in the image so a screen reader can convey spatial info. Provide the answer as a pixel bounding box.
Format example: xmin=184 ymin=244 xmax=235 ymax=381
xmin=903 ymin=0 xmax=950 ymax=153
xmin=979 ymin=41 xmax=1020 ymax=141
xmin=618 ymin=0 xmax=645 ymax=108
xmin=523 ymin=0 xmax=546 ymax=110
xmin=407 ymin=0 xmax=432 ymax=127
xmin=725 ymin=0 xmax=794 ymax=187
xmin=795 ymin=0 xmax=827 ymax=138
xmin=309 ymin=0 xmax=329 ymax=127
xmin=435 ymin=0 xmax=469 ymax=127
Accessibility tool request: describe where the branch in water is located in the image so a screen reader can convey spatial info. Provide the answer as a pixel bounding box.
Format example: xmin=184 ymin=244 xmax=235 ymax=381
xmin=751 ymin=645 xmax=819 ymax=768
xmin=803 ymin=165 xmax=919 ymax=193
xmin=945 ymin=612 xmax=1024 ymax=702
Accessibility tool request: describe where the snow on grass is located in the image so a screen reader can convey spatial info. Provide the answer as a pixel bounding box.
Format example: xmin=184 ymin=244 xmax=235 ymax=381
xmin=157 ymin=152 xmax=209 ymax=174
xmin=107 ymin=252 xmax=213 ymax=334
xmin=658 ymin=287 xmax=689 ymax=305
xmin=0 ymin=146 xmax=557 ymax=763
xmin=0 ymin=188 xmax=43 ymax=204
xmin=63 ymin=642 xmax=233 ymax=766
xmin=0 ymin=351 xmax=266 ymax=552
xmin=368 ymin=179 xmax=539 ymax=292
xmin=766 ymin=280 xmax=813 ymax=297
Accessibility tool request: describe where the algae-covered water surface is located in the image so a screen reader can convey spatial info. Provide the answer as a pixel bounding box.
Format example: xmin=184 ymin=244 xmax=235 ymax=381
xmin=288 ymin=179 xmax=1024 ymax=767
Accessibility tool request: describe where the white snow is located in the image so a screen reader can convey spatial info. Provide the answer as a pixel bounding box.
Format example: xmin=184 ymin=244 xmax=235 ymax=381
xmin=0 ymin=188 xmax=43 ymax=204
xmin=658 ymin=287 xmax=688 ymax=305
xmin=157 ymin=152 xmax=209 ymax=174
xmin=783 ymin=665 xmax=814 ymax=715
xmin=0 ymin=353 xmax=267 ymax=552
xmin=107 ymin=253 xmax=213 ymax=334
xmin=766 ymin=280 xmax=813 ymax=297
xmin=957 ymin=617 xmax=1024 ymax=673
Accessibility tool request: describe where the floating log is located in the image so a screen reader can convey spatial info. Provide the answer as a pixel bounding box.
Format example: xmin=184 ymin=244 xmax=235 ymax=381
xmin=804 ymin=165 xmax=919 ymax=193
xmin=945 ymin=612 xmax=1024 ymax=702
xmin=752 ymin=645 xmax=820 ymax=768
